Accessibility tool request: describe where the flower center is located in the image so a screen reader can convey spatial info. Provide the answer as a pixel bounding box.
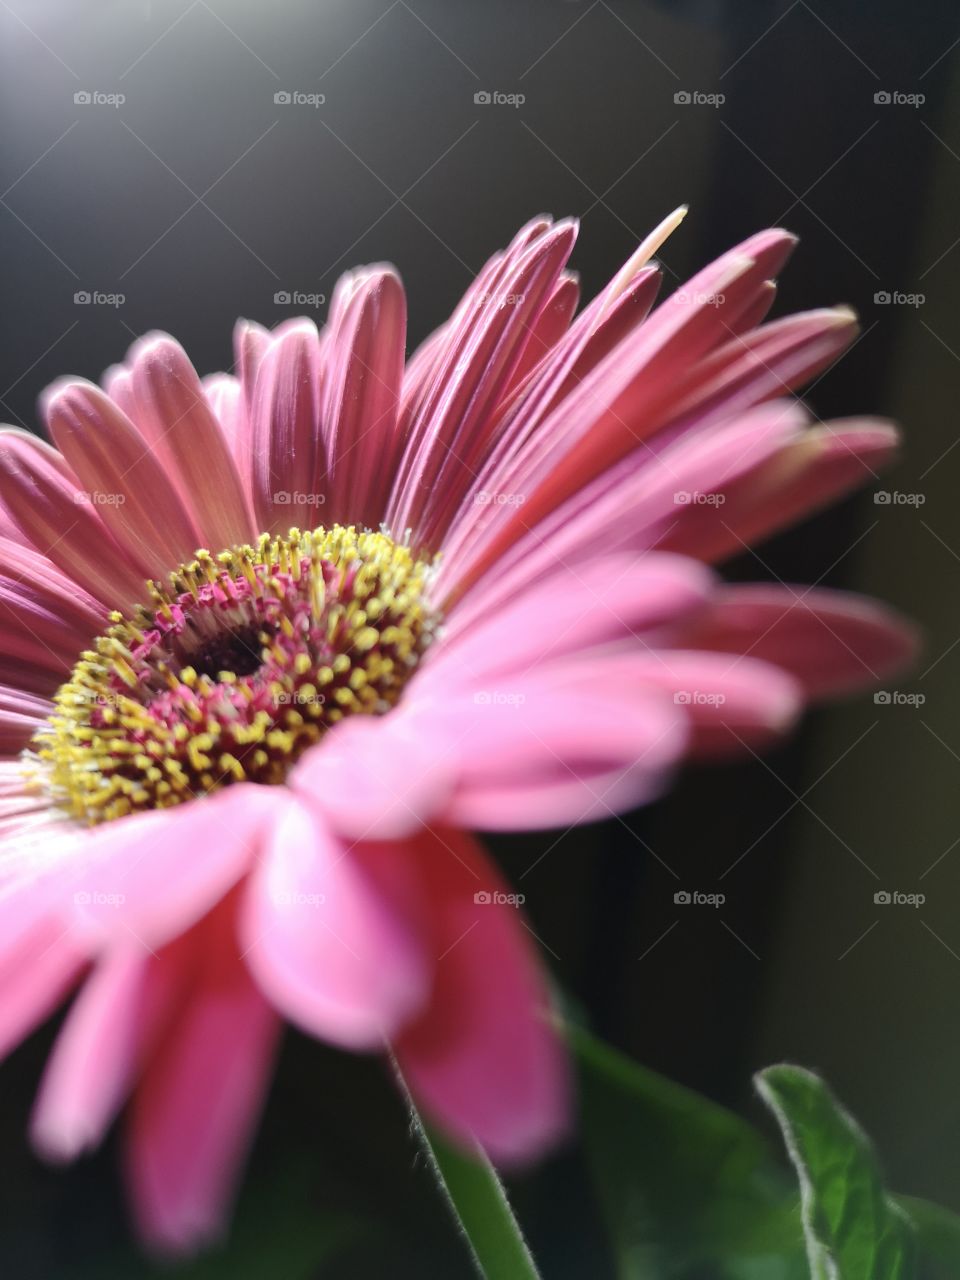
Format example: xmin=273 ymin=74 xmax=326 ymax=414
xmin=28 ymin=526 xmax=439 ymax=826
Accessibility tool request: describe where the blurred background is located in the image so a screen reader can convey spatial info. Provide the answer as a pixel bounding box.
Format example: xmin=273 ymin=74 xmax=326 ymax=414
xmin=0 ymin=0 xmax=958 ymax=1275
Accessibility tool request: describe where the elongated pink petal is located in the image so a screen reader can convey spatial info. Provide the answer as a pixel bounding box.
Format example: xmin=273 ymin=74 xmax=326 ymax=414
xmin=0 ymin=917 xmax=84 ymax=1063
xmin=430 ymin=552 xmax=714 ymax=683
xmin=241 ymin=794 xmax=429 ymax=1049
xmin=430 ymin=670 xmax=689 ymax=829
xmin=688 ymin=585 xmax=919 ymax=698
xmin=250 ymin=320 xmax=324 ymax=532
xmin=128 ymin=334 xmax=255 ymax=549
xmin=658 ymin=420 xmax=899 ymax=562
xmin=45 ymin=379 xmax=203 ymax=575
xmin=389 ymin=220 xmax=579 ymax=543
xmin=32 ymin=941 xmax=188 ymax=1161
xmin=394 ymin=827 xmax=568 ymax=1164
xmin=322 ymin=269 xmax=407 ymax=528
xmin=125 ymin=905 xmax=280 ymax=1254
xmin=0 ymin=436 xmax=146 ymax=605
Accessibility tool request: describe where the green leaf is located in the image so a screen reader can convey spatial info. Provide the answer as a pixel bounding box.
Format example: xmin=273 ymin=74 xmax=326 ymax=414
xmin=895 ymin=1196 xmax=960 ymax=1280
xmin=572 ymin=1025 xmax=806 ymax=1279
xmin=755 ymin=1065 xmax=917 ymax=1280
xmin=393 ymin=1058 xmax=541 ymax=1280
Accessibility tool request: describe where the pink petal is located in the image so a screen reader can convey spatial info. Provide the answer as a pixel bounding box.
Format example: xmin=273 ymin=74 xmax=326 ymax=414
xmin=68 ymin=785 xmax=276 ymax=953
xmin=31 ymin=941 xmax=188 ymax=1161
xmin=689 ymin=585 xmax=919 ymax=698
xmin=125 ymin=903 xmax=280 ymax=1254
xmin=128 ymin=333 xmax=255 ymax=549
xmin=658 ymin=420 xmax=899 ymax=562
xmin=249 ymin=320 xmax=324 ymax=533
xmin=394 ymin=827 xmax=569 ymax=1164
xmin=322 ymin=269 xmax=407 ymax=528
xmin=45 ymin=379 xmax=203 ymax=576
xmin=417 ymin=666 xmax=688 ymax=830
xmin=291 ymin=712 xmax=453 ymax=840
xmin=0 ymin=435 xmax=146 ymax=605
xmin=241 ymin=793 xmax=429 ymax=1049
xmin=0 ymin=916 xmax=84 ymax=1063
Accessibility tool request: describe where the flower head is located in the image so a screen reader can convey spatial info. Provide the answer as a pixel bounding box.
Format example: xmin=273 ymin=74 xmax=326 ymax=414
xmin=0 ymin=210 xmax=914 ymax=1251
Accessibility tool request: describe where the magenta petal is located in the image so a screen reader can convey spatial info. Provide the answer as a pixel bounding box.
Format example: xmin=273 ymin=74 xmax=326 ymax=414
xmin=241 ymin=794 xmax=429 ymax=1049
xmin=394 ymin=828 xmax=569 ymax=1165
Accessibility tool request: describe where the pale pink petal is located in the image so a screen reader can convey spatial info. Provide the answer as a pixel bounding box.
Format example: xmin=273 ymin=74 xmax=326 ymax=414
xmin=292 ymin=712 xmax=453 ymax=840
xmin=430 ymin=670 xmax=689 ymax=830
xmin=68 ymin=785 xmax=277 ymax=952
xmin=241 ymin=793 xmax=429 ymax=1049
xmin=394 ymin=827 xmax=568 ymax=1164
xmin=0 ymin=916 xmax=84 ymax=1062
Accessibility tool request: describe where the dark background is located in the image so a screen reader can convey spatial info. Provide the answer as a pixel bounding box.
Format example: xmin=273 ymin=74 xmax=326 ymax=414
xmin=1 ymin=0 xmax=959 ymax=1275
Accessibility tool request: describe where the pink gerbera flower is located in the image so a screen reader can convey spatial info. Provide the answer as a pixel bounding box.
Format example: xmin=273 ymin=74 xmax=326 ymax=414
xmin=0 ymin=209 xmax=913 ymax=1251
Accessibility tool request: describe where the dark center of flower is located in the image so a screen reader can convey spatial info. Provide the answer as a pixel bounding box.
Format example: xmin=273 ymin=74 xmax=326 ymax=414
xmin=28 ymin=525 xmax=439 ymax=826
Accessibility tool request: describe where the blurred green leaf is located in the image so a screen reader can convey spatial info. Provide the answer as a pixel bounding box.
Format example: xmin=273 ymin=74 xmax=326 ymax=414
xmin=896 ymin=1195 xmax=960 ymax=1279
xmin=571 ymin=1025 xmax=807 ymax=1279
xmin=755 ymin=1065 xmax=917 ymax=1280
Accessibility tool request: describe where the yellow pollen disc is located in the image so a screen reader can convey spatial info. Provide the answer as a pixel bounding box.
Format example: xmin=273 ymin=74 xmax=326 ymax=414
xmin=26 ymin=525 xmax=439 ymax=826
